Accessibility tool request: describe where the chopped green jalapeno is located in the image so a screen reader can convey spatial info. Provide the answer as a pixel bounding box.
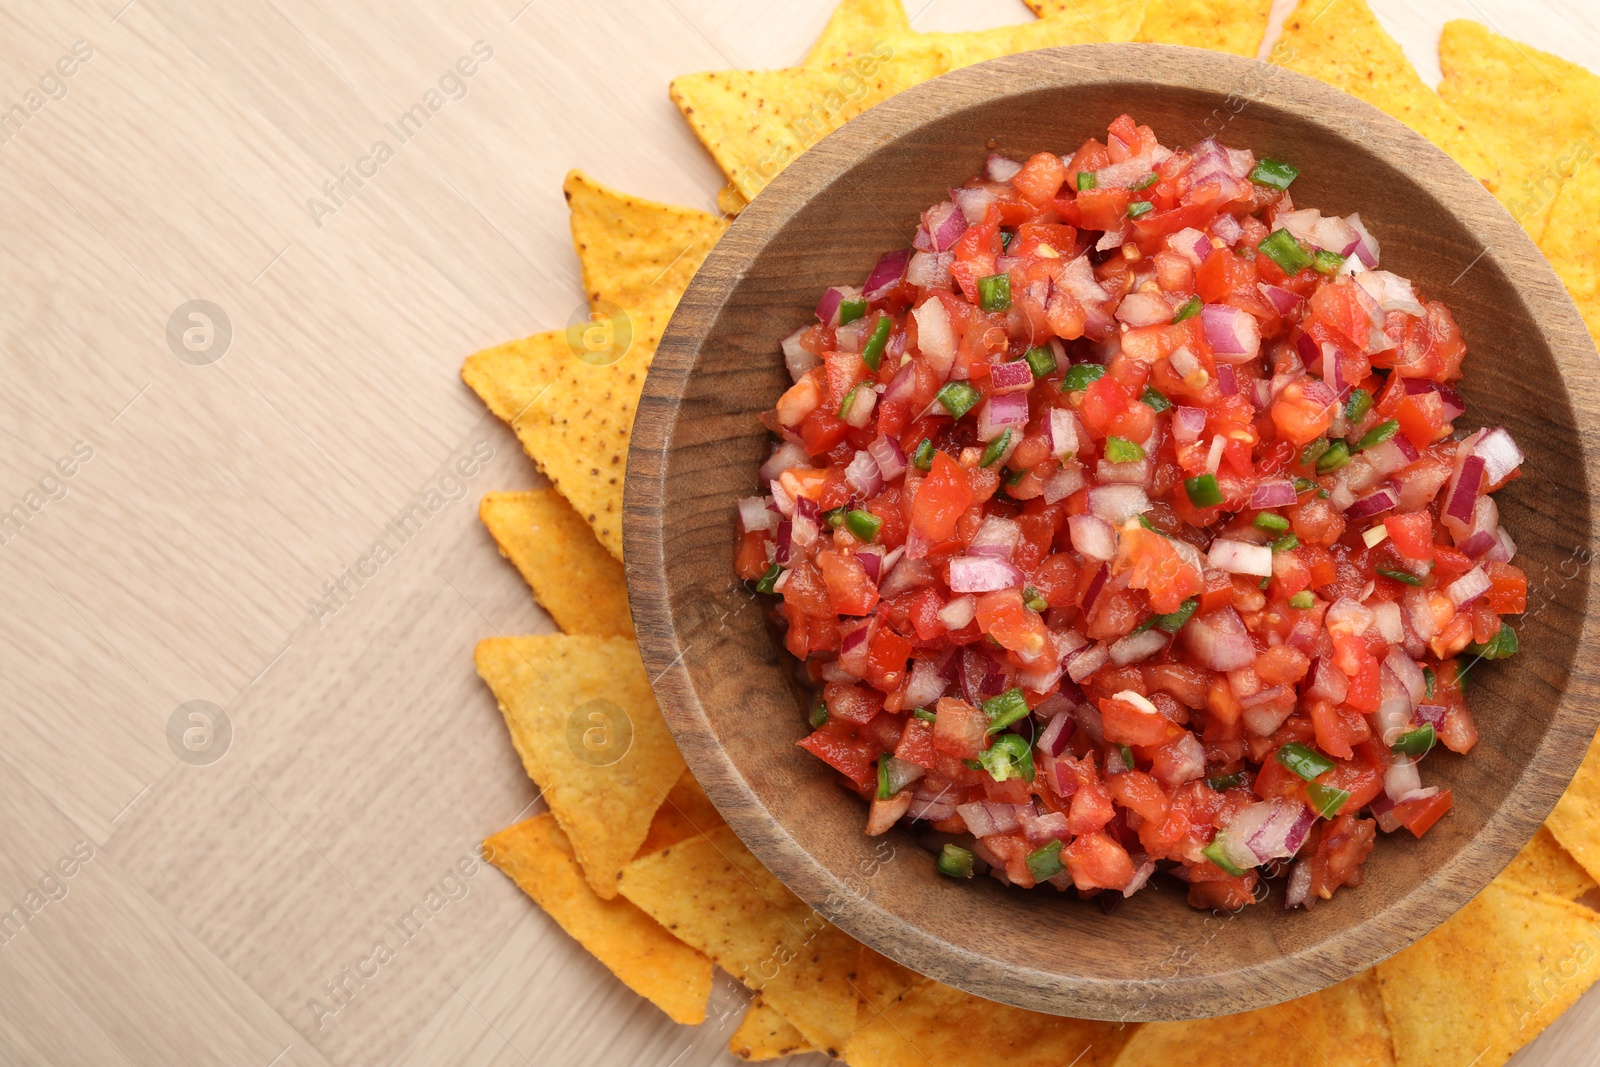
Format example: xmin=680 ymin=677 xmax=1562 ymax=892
xmin=912 ymin=438 xmax=936 ymax=471
xmin=1000 ymin=230 xmax=1015 ymax=253
xmin=860 ymin=315 xmax=891 ymax=370
xmin=1288 ymin=590 xmax=1315 ymax=610
xmin=1172 ymin=295 xmax=1203 ymax=323
xmin=755 ymin=563 xmax=782 ymax=594
xmin=982 ymin=688 xmax=1031 ymax=734
xmin=912 ymin=707 xmax=937 ymax=722
xmin=978 ymin=733 xmax=1035 ymax=783
xmin=1307 ymin=781 xmax=1352 ymax=819
xmin=1271 ymin=533 xmax=1300 ymax=553
xmin=1316 ymin=439 xmax=1352 ymax=474
xmin=1026 ymin=840 xmax=1066 ymax=881
xmin=1003 ymin=467 xmax=1028 ymax=487
xmin=1293 ymin=476 xmax=1320 ymax=494
xmin=1468 ymin=624 xmax=1520 ymax=660
xmin=1153 ymin=598 xmax=1198 ymax=634
xmin=936 ymin=381 xmax=981 ymax=418
xmin=1203 ymin=838 xmax=1247 ymax=876
xmin=838 ymin=385 xmax=863 ymax=420
xmin=978 ymin=273 xmax=1012 ymax=312
xmin=1023 ymin=586 xmax=1049 ymax=613
xmin=1105 ymin=436 xmax=1145 ymax=462
xmin=1312 ymin=249 xmax=1346 ymax=275
xmin=809 ymin=700 xmax=828 ymax=728
xmin=1377 ymin=566 xmax=1425 ymax=586
xmin=1392 ymin=724 xmax=1437 ymax=758
xmin=1253 ymin=512 xmax=1291 ymax=532
xmin=1076 ymin=171 xmax=1097 ymax=191
xmin=980 ymin=429 xmax=1013 ymax=468
xmin=838 ymin=298 xmax=868 ymax=326
xmin=1207 ymin=772 xmax=1244 ymax=792
xmin=1062 ymin=363 xmax=1106 ymax=392
xmin=1141 ymin=385 xmax=1171 ymax=412
xmin=1277 ymin=741 xmax=1335 ymax=782
xmin=1356 ymin=419 xmax=1399 ymax=451
xmin=845 ymin=509 xmax=882 ymax=543
xmin=1249 ymin=158 xmax=1300 ymax=190
xmin=1127 ymin=200 xmax=1155 ymax=220
xmin=876 ymin=754 xmax=894 ymax=799
xmin=1258 ymin=229 xmax=1314 ymax=274
xmin=1184 ymin=473 xmax=1223 ymax=508
xmin=1423 ymin=667 xmax=1436 ymax=700
xmin=1115 ymin=744 xmax=1136 ymax=772
xmin=823 ymin=506 xmax=847 ymax=529
xmin=937 ymin=844 xmax=975 ymax=878
xmin=1344 ymin=387 xmax=1373 ymax=422
xmin=1131 ymin=172 xmax=1159 ymax=191
xmin=1024 ymin=345 xmax=1057 ymax=377
xmin=1300 ymin=438 xmax=1330 ymax=468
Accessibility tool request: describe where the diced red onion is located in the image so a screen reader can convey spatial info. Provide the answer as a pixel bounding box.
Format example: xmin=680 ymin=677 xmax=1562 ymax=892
xmin=977 ymin=393 xmax=1028 ymax=441
xmin=1067 ymin=641 xmax=1110 ymax=683
xmin=1170 ymin=346 xmax=1204 ymax=387
xmin=1202 ymin=304 xmax=1262 ymax=360
xmin=1373 ymin=601 xmax=1404 ymax=645
xmin=863 ymin=248 xmax=912 ymax=301
xmin=1325 ymin=596 xmax=1374 ymax=635
xmin=1259 ymin=283 xmax=1302 ymax=315
xmin=906 ymin=250 xmax=954 ymax=289
xmin=937 ymin=594 xmax=976 ymax=630
xmin=868 ymin=435 xmax=906 ymax=482
xmin=791 ymin=498 xmax=819 ymax=553
xmin=1173 ymin=405 xmax=1206 ymax=444
xmin=1475 ymin=428 xmax=1524 ymax=486
xmin=1097 ymin=458 xmax=1150 ymax=486
xmin=1039 ymin=712 xmax=1076 ymax=757
xmin=1486 ymin=527 xmax=1517 ymax=564
xmin=949 ymin=185 xmax=997 ymax=225
xmin=969 ymin=516 xmax=1021 ymax=559
xmin=838 ymin=620 xmax=873 ymax=676
xmin=1115 ymin=291 xmax=1173 ymax=327
xmin=1346 ymin=483 xmax=1399 ymax=520
xmin=1344 ymin=213 xmax=1379 ymax=267
xmin=1457 ymin=529 xmax=1496 ymax=558
xmin=1217 ymin=363 xmax=1238 ymax=397
xmin=1088 ymin=484 xmax=1150 ymax=524
xmin=1043 ymin=463 xmax=1086 ymax=504
xmin=1109 ymin=628 xmax=1169 ymax=666
xmin=1363 ymin=438 xmax=1417 ymax=482
xmin=1060 ymin=255 xmax=1112 ymax=304
xmin=1181 ymin=607 xmax=1255 ymax=670
xmin=759 ymin=441 xmax=810 ymax=483
xmin=781 ymin=325 xmax=819 ymax=382
xmin=1210 ymin=212 xmax=1244 ymax=246
xmin=1415 ymin=704 xmax=1448 ymax=728
xmin=845 ymin=450 xmax=883 ymax=497
xmin=1250 ymin=480 xmax=1297 ymax=509
xmin=986 ymin=153 xmax=1022 ymax=183
xmin=1285 ymin=861 xmax=1313 ymax=909
xmin=739 ymin=496 xmax=778 ymax=534
xmin=989 ymin=359 xmax=1033 ymax=394
xmin=1018 ymin=807 xmax=1071 ymax=845
xmin=907 ymin=793 xmax=958 ymax=822
xmin=913 ymin=296 xmax=957 ymax=376
xmin=883 ymin=361 xmax=918 ymax=408
xmin=1304 ymin=657 xmax=1349 ymax=703
xmin=1445 ymin=454 xmax=1486 ymax=524
xmin=1446 ymin=566 xmax=1492 ymax=607
xmin=1168 ymin=226 xmax=1210 ymax=265
xmin=925 ymin=201 xmax=968 ymax=252
xmin=1384 ymin=646 xmax=1426 ymax=706
xmin=1049 ymin=408 xmax=1083 ymax=457
xmin=1207 ymin=538 xmax=1273 ymax=577
xmin=903 ymin=658 xmax=948 ymax=707
xmin=815 ymin=286 xmax=855 ymax=326
xmin=1355 ymin=270 xmax=1425 ymax=317
xmin=1069 ymin=513 xmax=1117 ymax=562
xmin=773 ymin=520 xmax=792 ymax=565
xmin=1384 ymin=757 xmax=1422 ymax=802
xmin=948 ymin=555 xmax=1023 ymax=593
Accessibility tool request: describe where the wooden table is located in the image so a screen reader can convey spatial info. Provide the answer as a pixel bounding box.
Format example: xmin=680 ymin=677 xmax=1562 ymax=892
xmin=0 ymin=0 xmax=1594 ymax=1063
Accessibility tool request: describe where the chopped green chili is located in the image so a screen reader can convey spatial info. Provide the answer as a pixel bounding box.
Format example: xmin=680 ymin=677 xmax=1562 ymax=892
xmin=876 ymin=754 xmax=894 ymax=799
xmin=1153 ymin=598 xmax=1198 ymax=634
xmin=1141 ymin=385 xmax=1172 ymax=412
xmin=1423 ymin=666 xmax=1436 ymax=701
xmin=809 ymin=700 xmax=828 ymax=728
xmin=936 ymin=381 xmax=981 ymax=418
xmin=860 ymin=315 xmax=891 ymax=371
xmin=1127 ymin=200 xmax=1155 ymax=220
xmin=1468 ymin=624 xmax=1519 ymax=661
xmin=982 ymin=688 xmax=1031 ymax=734
xmin=1316 ymin=439 xmax=1352 ymax=474
xmin=1076 ymin=171 xmax=1098 ymax=191
xmin=1288 ymin=590 xmax=1315 ymax=610
xmin=978 ymin=273 xmax=1012 ymax=312
xmin=837 ymin=298 xmax=868 ymax=326
xmin=977 ymin=733 xmax=1035 ymax=783
xmin=1258 ymin=229 xmax=1314 ymax=274
xmin=1392 ymin=724 xmax=1437 ymax=758
xmin=1173 ymin=295 xmax=1203 ymax=323
xmin=1024 ymin=344 xmax=1057 ymax=377
xmin=1026 ymin=840 xmax=1066 ymax=881
xmin=980 ymin=429 xmax=1013 ymax=468
xmin=1203 ymin=838 xmax=1247 ymax=876
xmin=1253 ymin=512 xmax=1291 ymax=532
xmin=1061 ymin=362 xmax=1107 ymax=392
xmin=1356 ymin=419 xmax=1399 ymax=451
xmin=1307 ymin=781 xmax=1352 ymax=819
xmin=1377 ymin=566 xmax=1425 ymax=586
xmin=1105 ymin=436 xmax=1145 ymax=463
xmin=1272 ymin=533 xmax=1300 ymax=553
xmin=845 ymin=509 xmax=882 ymax=543
xmin=937 ymin=843 xmax=975 ymax=878
xmin=1249 ymin=158 xmax=1300 ymax=190
xmin=1344 ymin=387 xmax=1373 ymax=423
xmin=1207 ymin=772 xmax=1244 ymax=792
xmin=1312 ymin=249 xmax=1347 ymax=275
xmin=912 ymin=707 xmax=937 ymax=722
xmin=755 ymin=563 xmax=782 ymax=594
xmin=1184 ymin=473 xmax=1223 ymax=508
xmin=912 ymin=438 xmax=936 ymax=471
xmin=1276 ymin=741 xmax=1335 ymax=782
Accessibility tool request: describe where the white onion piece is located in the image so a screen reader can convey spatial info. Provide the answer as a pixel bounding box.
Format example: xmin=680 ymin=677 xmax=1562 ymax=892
xmin=1069 ymin=513 xmax=1118 ymax=561
xmin=1447 ymin=566 xmax=1492 ymax=607
xmin=844 ymin=450 xmax=882 ymax=496
xmin=739 ymin=496 xmax=778 ymax=534
xmin=1355 ymin=270 xmax=1425 ymax=316
xmin=1207 ymin=538 xmax=1272 ymax=577
xmin=986 ymin=153 xmax=1022 ymax=182
xmin=1060 ymin=254 xmax=1111 ymax=304
xmin=781 ymin=325 xmax=819 ymax=382
xmin=906 ymin=250 xmax=954 ymax=289
xmin=968 ymin=515 xmax=1021 ymax=559
xmin=1373 ymin=601 xmax=1404 ymax=645
xmin=1326 ymin=597 xmax=1374 ymax=636
xmin=912 ymin=296 xmax=957 ymax=375
xmin=1066 ymin=641 xmax=1110 ymax=683
xmin=903 ymin=659 xmax=948 ymax=707
xmin=1043 ymin=462 xmax=1086 ymax=504
xmin=1049 ymin=408 xmax=1083 ymax=457
xmin=1384 ymin=646 xmax=1426 ymax=706
xmin=1097 ymin=458 xmax=1151 ymax=485
xmin=948 ymin=556 xmax=1023 ymax=593
xmin=1344 ymin=213 xmax=1380 ymax=267
xmin=938 ymin=594 xmax=977 ymax=630
xmin=1384 ymin=757 xmax=1422 ymax=802
xmin=1115 ymin=291 xmax=1173 ymax=326
xmin=1181 ymin=607 xmax=1255 ymax=670
xmin=1205 ymin=435 xmax=1226 ymax=475
xmin=1109 ymin=628 xmax=1169 ymax=666
xmin=1475 ymin=427 xmax=1525 ymax=486
xmin=759 ymin=441 xmax=810 ymax=483
xmin=1088 ymin=484 xmax=1150 ymax=523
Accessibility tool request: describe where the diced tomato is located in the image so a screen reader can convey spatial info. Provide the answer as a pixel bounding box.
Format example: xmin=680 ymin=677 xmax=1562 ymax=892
xmin=931 ymin=697 xmax=987 ymax=759
xmin=1012 ymin=152 xmax=1069 ymax=205
xmin=1064 ymin=831 xmax=1136 ymax=892
xmin=1394 ymin=788 xmax=1454 ymax=837
xmin=797 ymin=730 xmax=876 ymax=788
xmin=864 ymin=628 xmax=913 ymax=692
xmin=735 ymin=529 xmax=771 ymax=580
xmin=1485 ymin=561 xmax=1527 ymax=614
xmin=893 ymin=718 xmax=938 ymax=769
xmin=912 ymin=452 xmax=974 ymax=541
xmin=974 ymin=589 xmax=1050 ymax=657
xmin=1383 ymin=512 xmax=1435 ymax=562
xmin=1075 ymin=188 xmax=1132 ymax=231
xmin=817 ymin=550 xmax=878 ymax=616
xmin=1106 ymin=770 xmax=1171 ymax=823
xmin=824 ymin=682 xmax=883 ymax=725
xmin=1100 ymin=693 xmax=1184 ymax=746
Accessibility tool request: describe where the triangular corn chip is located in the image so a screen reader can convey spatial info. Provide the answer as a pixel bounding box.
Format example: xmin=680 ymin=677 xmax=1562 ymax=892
xmin=843 ymin=979 xmax=1134 ymax=1067
xmin=1110 ymin=988 xmax=1331 ymax=1066
xmin=1133 ymin=0 xmax=1273 ymax=57
xmin=1022 ymin=0 xmax=1151 ymax=43
xmin=478 ymin=490 xmax=633 ymax=639
xmin=1502 ymin=824 xmax=1598 ymax=901
xmin=1319 ymin=970 xmax=1396 ymax=1066
xmin=617 ymin=825 xmax=861 ymax=1056
xmin=1376 ymin=880 xmax=1600 ymax=1067
xmin=925 ymin=11 xmax=1147 ymax=70
xmin=474 ymin=635 xmax=684 ymax=898
xmin=805 ymin=0 xmax=912 ymax=67
xmin=460 ymin=330 xmax=568 ymax=431
xmin=1440 ymin=20 xmax=1600 ymax=242
xmin=1538 ymin=159 xmax=1600 ymax=347
xmin=634 ymin=769 xmax=725 ymax=858
xmin=1272 ymin=0 xmax=1497 ymax=188
xmin=483 ymin=814 xmax=712 ymax=1024
xmin=729 ymin=996 xmax=813 ymax=1061
xmin=853 ymin=943 xmax=921 ymax=1020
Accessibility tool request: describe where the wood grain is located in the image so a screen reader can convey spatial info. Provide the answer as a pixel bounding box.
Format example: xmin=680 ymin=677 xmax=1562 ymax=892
xmin=0 ymin=0 xmax=1596 ymax=1063
xmin=626 ymin=43 xmax=1600 ymax=1021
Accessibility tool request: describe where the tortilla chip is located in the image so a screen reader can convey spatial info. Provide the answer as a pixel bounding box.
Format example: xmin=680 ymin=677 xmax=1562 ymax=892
xmin=460 ymin=329 xmax=569 ymax=431
xmin=1538 ymin=159 xmax=1600 ymax=348
xmin=1376 ymin=880 xmax=1600 ymax=1067
xmin=729 ymin=997 xmax=813 ymax=1061
xmin=1110 ymin=989 xmax=1330 ymax=1066
xmin=1133 ymin=0 xmax=1273 ymax=57
xmin=670 ymin=40 xmax=953 ymax=203
xmin=854 ymin=944 xmax=921 ymax=1019
xmin=1439 ymin=20 xmax=1600 ymax=243
xmin=1319 ymin=970 xmax=1396 ymax=1066
xmin=1022 ymin=0 xmax=1151 ymax=43
xmin=482 ymin=814 xmax=712 ymax=1024
xmin=1501 ymin=825 xmax=1599 ymax=901
xmin=805 ymin=0 xmax=912 ymax=67
xmin=842 ymin=980 xmax=1133 ymax=1067
xmin=633 ymin=769 xmax=725 ymax=858
xmin=617 ymin=825 xmax=861 ymax=1055
xmin=925 ymin=9 xmax=1147 ymax=70
xmin=1272 ymin=0 xmax=1497 ymax=189
xmin=474 ymin=635 xmax=685 ymax=898
xmin=478 ymin=490 xmax=634 ymax=639
xmin=564 ymin=170 xmax=727 ymax=354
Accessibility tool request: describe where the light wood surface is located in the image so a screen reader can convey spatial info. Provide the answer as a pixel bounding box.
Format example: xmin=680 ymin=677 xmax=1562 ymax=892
xmin=0 ymin=0 xmax=1596 ymax=1064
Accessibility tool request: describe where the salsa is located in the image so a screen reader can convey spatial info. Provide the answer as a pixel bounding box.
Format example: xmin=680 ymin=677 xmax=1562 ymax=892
xmin=735 ymin=114 xmax=1527 ymax=911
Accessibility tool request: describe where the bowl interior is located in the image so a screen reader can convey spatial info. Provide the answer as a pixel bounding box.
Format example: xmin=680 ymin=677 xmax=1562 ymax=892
xmin=625 ymin=45 xmax=1600 ymax=1020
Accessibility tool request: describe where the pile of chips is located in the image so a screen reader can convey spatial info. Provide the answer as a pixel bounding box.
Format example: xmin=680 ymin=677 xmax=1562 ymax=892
xmin=463 ymin=2 xmax=1600 ymax=1063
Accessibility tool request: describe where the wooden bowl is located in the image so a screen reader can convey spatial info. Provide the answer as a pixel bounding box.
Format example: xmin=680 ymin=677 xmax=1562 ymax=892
xmin=624 ymin=44 xmax=1600 ymax=1020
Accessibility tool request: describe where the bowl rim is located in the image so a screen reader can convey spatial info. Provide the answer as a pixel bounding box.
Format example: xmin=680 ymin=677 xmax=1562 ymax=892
xmin=624 ymin=42 xmax=1600 ymax=1020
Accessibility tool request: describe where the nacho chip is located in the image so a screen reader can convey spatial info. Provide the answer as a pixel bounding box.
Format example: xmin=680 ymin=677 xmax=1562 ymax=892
xmin=1440 ymin=20 xmax=1600 ymax=243
xmin=729 ymin=996 xmax=813 ymax=1061
xmin=1538 ymin=159 xmax=1600 ymax=347
xmin=1318 ymin=970 xmax=1395 ymax=1067
xmin=670 ymin=40 xmax=953 ymax=203
xmin=474 ymin=635 xmax=685 ymax=898
xmin=1110 ymin=988 xmax=1331 ymax=1066
xmin=1376 ymin=880 xmax=1600 ymax=1067
xmin=634 ymin=769 xmax=725 ymax=858
xmin=805 ymin=0 xmax=912 ymax=67
xmin=460 ymin=329 xmax=568 ymax=431
xmin=1501 ymin=824 xmax=1599 ymax=901
xmin=925 ymin=9 xmax=1147 ymax=70
xmin=1022 ymin=0 xmax=1151 ymax=43
xmin=854 ymin=944 xmax=921 ymax=1020
xmin=1272 ymin=0 xmax=1497 ymax=189
xmin=564 ymin=170 xmax=727 ymax=354
xmin=1133 ymin=0 xmax=1273 ymax=57
xmin=842 ymin=979 xmax=1133 ymax=1067
xmin=482 ymin=814 xmax=712 ymax=1024
xmin=617 ymin=825 xmax=861 ymax=1055
xmin=478 ymin=490 xmax=634 ymax=639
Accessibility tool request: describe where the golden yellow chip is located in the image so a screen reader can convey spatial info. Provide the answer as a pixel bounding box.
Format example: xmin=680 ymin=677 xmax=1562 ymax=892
xmin=1319 ymin=970 xmax=1395 ymax=1066
xmin=478 ymin=489 xmax=634 ymax=639
xmin=1539 ymin=160 xmax=1600 ymax=348
xmin=482 ymin=814 xmax=712 ymax=1024
xmin=1133 ymin=0 xmax=1273 ymax=57
xmin=1439 ymin=20 xmax=1600 ymax=242
xmin=1022 ymin=0 xmax=1151 ymax=43
xmin=1110 ymin=988 xmax=1330 ymax=1066
xmin=1272 ymin=0 xmax=1497 ymax=189
xmin=805 ymin=0 xmax=912 ymax=67
xmin=474 ymin=635 xmax=685 ymax=898
xmin=1376 ymin=880 xmax=1600 ymax=1067
xmin=842 ymin=979 xmax=1134 ymax=1067
xmin=925 ymin=9 xmax=1146 ymax=70
xmin=633 ymin=769 xmax=725 ymax=858
xmin=1501 ymin=824 xmax=1598 ymax=901
xmin=617 ymin=825 xmax=861 ymax=1056
xmin=729 ymin=996 xmax=813 ymax=1061
xmin=854 ymin=944 xmax=921 ymax=1020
